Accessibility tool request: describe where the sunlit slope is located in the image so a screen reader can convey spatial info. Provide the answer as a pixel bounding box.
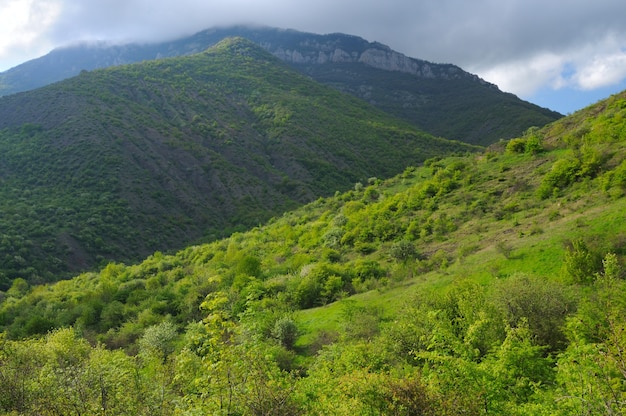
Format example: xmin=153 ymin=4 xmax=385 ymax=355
xmin=1 ymin=90 xmax=625 ymax=415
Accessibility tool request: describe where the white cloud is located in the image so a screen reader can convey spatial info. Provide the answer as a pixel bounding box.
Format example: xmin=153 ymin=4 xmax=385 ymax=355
xmin=474 ymin=53 xmax=567 ymax=97
xmin=0 ymin=0 xmax=60 ymax=68
xmin=468 ymin=31 xmax=626 ymax=100
xmin=573 ymin=51 xmax=626 ymax=91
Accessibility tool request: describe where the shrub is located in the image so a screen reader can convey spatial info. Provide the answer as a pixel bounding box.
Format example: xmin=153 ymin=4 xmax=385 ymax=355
xmin=139 ymin=321 xmax=178 ymax=359
xmin=604 ymin=158 xmax=626 ymax=190
xmin=506 ymin=138 xmax=527 ymax=154
xmin=389 ymin=240 xmax=417 ymax=262
xmin=272 ymin=316 xmax=298 ymax=350
xmin=492 ymin=274 xmax=576 ymax=351
xmin=322 ymin=227 xmax=344 ymax=249
xmin=537 ymin=158 xmax=581 ymax=199
xmin=561 ymin=238 xmax=602 ymax=285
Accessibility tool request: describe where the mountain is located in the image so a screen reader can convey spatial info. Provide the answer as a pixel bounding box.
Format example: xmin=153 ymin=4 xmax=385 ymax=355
xmin=0 ymin=26 xmax=562 ymax=145
xmin=0 ymin=37 xmax=475 ymax=288
xmin=0 ymin=89 xmax=625 ymax=414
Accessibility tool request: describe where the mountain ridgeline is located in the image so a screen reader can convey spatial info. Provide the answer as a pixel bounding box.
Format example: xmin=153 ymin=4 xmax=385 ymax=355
xmin=0 ymin=37 xmax=476 ymax=288
xmin=0 ymin=26 xmax=562 ymax=145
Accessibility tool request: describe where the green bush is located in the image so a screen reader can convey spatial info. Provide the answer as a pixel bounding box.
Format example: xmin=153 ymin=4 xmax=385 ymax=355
xmin=561 ymin=238 xmax=602 ymax=285
xmin=389 ymin=240 xmax=417 ymax=262
xmin=139 ymin=321 xmax=177 ymax=360
xmin=506 ymin=138 xmax=527 ymax=154
xmin=524 ymin=135 xmax=543 ymax=154
xmin=492 ymin=274 xmax=576 ymax=350
xmin=537 ymin=158 xmax=581 ymax=198
xmin=272 ymin=316 xmax=298 ymax=350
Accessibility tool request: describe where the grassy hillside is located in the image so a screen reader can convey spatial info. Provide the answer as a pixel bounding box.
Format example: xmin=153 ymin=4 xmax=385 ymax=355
xmin=1 ymin=90 xmax=625 ymax=414
xmin=0 ymin=38 xmax=475 ymax=288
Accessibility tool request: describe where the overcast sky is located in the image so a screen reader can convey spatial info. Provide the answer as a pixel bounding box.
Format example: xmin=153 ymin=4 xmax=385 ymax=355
xmin=1 ymin=0 xmax=626 ymax=114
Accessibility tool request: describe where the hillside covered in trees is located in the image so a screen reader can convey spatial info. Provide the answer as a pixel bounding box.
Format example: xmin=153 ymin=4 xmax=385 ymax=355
xmin=1 ymin=90 xmax=625 ymax=414
xmin=0 ymin=38 xmax=478 ymax=288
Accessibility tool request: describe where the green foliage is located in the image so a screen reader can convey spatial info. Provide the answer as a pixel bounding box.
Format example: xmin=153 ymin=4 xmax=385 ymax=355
xmin=506 ymin=134 xmax=543 ymax=155
xmin=603 ymin=158 xmax=626 ymax=191
xmin=0 ymin=328 xmax=153 ymax=414
xmin=6 ymin=278 xmax=29 ymax=298
xmin=491 ymin=274 xmax=575 ymax=350
xmin=561 ymin=238 xmax=602 ymax=284
xmin=537 ymin=157 xmax=582 ymax=198
xmin=524 ymin=135 xmax=543 ymax=155
xmin=555 ymin=277 xmax=626 ymax=415
xmin=389 ymin=239 xmax=417 ymax=262
xmin=1 ymin=89 xmax=626 ymax=413
xmin=506 ymin=137 xmax=528 ymax=153
xmin=272 ymin=316 xmax=298 ymax=350
xmin=139 ymin=321 xmax=178 ymax=360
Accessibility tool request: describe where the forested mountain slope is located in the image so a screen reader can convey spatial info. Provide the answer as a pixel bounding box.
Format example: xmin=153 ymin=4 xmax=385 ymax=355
xmin=0 ymin=26 xmax=562 ymax=145
xmin=0 ymin=37 xmax=475 ymax=288
xmin=1 ymin=90 xmax=625 ymax=414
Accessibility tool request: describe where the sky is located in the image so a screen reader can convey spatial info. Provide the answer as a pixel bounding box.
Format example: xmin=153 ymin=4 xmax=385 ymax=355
xmin=1 ymin=0 xmax=626 ymax=115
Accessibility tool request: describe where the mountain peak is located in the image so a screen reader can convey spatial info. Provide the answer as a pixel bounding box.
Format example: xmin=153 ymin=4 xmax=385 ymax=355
xmin=209 ymin=36 xmax=279 ymax=62
xmin=211 ymin=36 xmax=260 ymax=52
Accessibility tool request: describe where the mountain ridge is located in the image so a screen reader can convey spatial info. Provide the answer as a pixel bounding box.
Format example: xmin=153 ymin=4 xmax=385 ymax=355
xmin=0 ymin=26 xmax=561 ymax=145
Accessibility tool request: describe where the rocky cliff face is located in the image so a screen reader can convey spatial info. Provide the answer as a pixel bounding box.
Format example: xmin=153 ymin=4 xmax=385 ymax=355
xmin=260 ymin=35 xmax=492 ymax=85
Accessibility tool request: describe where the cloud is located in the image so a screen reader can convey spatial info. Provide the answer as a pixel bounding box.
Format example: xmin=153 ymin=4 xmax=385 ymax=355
xmin=474 ymin=53 xmax=566 ymax=97
xmin=573 ymin=49 xmax=626 ymax=91
xmin=0 ymin=0 xmax=61 ymax=68
xmin=469 ymin=30 xmax=626 ymax=98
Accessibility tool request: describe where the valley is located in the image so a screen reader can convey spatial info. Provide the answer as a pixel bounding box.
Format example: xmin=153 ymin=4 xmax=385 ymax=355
xmin=0 ymin=28 xmax=625 ymax=415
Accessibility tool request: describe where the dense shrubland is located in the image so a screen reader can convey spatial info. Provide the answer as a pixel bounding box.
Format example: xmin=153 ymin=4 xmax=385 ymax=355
xmin=1 ymin=92 xmax=626 ymax=413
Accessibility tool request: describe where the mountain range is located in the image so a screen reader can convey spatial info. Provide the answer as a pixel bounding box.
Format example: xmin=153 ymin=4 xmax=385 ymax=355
xmin=0 ymin=26 xmax=561 ymax=145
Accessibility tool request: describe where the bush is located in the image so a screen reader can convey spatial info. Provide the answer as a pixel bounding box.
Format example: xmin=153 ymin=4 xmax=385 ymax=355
xmin=492 ymin=274 xmax=576 ymax=351
xmin=139 ymin=321 xmax=177 ymax=359
xmin=506 ymin=138 xmax=527 ymax=154
xmin=505 ymin=129 xmax=543 ymax=155
xmin=604 ymin=159 xmax=626 ymax=190
xmin=537 ymin=158 xmax=581 ymax=199
xmin=272 ymin=316 xmax=298 ymax=350
xmin=561 ymin=238 xmax=602 ymax=285
xmin=389 ymin=240 xmax=417 ymax=262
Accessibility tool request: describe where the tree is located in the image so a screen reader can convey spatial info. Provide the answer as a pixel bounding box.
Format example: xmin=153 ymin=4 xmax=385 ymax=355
xmin=492 ymin=273 xmax=576 ymax=351
xmin=139 ymin=321 xmax=178 ymax=361
xmin=555 ymin=276 xmax=626 ymax=414
xmin=389 ymin=239 xmax=417 ymax=262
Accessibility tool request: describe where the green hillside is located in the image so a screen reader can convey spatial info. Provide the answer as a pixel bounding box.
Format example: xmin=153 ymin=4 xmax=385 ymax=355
xmin=301 ymin=61 xmax=561 ymax=146
xmin=1 ymin=90 xmax=625 ymax=414
xmin=0 ymin=38 xmax=475 ymax=288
